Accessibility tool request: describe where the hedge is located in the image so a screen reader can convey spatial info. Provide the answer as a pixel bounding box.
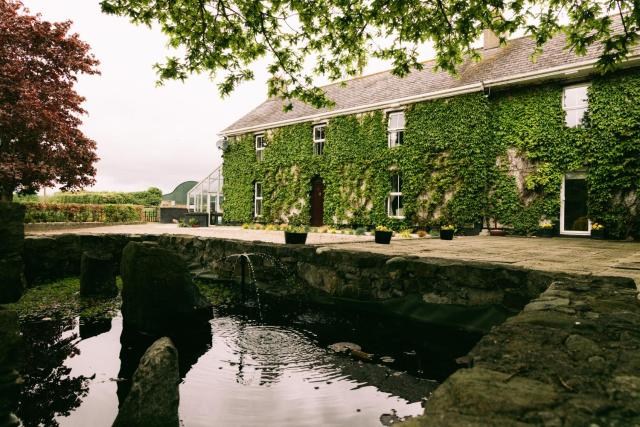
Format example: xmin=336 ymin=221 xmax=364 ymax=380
xmin=48 ymin=187 xmax=163 ymax=206
xmin=23 ymin=203 xmax=144 ymax=223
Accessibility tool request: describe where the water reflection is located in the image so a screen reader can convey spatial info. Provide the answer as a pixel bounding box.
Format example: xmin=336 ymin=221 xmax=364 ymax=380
xmin=79 ymin=317 xmax=111 ymax=340
xmin=116 ymin=321 xmax=212 ymax=406
xmin=18 ymin=319 xmax=90 ymax=427
xmin=17 ymin=294 xmax=481 ymax=427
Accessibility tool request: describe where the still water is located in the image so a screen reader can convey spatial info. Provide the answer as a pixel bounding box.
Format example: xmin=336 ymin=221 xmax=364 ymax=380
xmin=18 ymin=299 xmax=480 ymax=426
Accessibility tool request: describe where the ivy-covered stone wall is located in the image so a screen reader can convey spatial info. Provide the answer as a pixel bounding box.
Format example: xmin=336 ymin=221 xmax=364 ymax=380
xmin=222 ymin=69 xmax=640 ymax=239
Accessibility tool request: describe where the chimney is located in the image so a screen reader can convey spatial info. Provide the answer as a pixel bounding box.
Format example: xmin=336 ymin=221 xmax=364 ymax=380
xmin=483 ymin=29 xmax=500 ymax=50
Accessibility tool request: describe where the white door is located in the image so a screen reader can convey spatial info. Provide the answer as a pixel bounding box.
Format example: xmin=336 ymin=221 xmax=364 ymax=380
xmin=560 ymin=171 xmax=591 ymax=235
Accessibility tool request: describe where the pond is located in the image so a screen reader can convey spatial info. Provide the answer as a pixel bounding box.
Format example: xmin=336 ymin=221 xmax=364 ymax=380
xmin=17 ymin=294 xmax=481 ymax=427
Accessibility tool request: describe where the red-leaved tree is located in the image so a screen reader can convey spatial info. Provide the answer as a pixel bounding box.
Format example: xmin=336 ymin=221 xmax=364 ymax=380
xmin=0 ymin=0 xmax=100 ymax=201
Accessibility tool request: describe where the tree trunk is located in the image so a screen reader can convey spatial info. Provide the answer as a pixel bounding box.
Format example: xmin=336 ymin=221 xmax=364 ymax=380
xmin=0 ymin=188 xmax=13 ymax=202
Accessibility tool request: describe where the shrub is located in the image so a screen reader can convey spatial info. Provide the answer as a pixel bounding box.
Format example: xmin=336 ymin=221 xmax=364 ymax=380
xmin=23 ymin=203 xmax=143 ymax=223
xmin=48 ymin=187 xmax=162 ymax=206
xmin=398 ymin=229 xmax=412 ymax=238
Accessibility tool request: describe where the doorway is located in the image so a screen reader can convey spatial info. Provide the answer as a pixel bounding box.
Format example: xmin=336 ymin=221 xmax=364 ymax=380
xmin=560 ymin=171 xmax=591 ymax=235
xmin=310 ymin=176 xmax=324 ymax=227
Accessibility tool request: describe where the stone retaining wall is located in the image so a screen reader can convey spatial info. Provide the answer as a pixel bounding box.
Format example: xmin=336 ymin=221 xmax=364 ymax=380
xmin=0 ymin=203 xmax=26 ymax=302
xmin=25 ymin=221 xmax=145 ymax=233
xmin=403 ymin=277 xmax=640 ymax=426
xmin=20 ymin=233 xmax=640 ymax=424
xmin=23 ymin=233 xmax=634 ymax=333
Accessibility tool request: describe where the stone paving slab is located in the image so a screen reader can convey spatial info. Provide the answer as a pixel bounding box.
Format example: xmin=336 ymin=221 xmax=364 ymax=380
xmin=29 ymin=223 xmax=640 ymax=287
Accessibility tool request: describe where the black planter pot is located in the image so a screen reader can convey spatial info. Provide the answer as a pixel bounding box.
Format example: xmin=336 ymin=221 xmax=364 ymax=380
xmin=284 ymin=231 xmax=308 ymax=244
xmin=539 ymin=228 xmax=553 ymax=238
xmin=591 ymin=229 xmax=606 ymax=239
xmin=440 ymin=229 xmax=454 ymax=240
xmin=374 ymin=230 xmax=393 ymax=244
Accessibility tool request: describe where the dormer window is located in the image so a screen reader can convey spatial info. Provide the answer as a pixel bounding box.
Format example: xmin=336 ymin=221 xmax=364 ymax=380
xmin=388 ymin=111 xmax=405 ymax=148
xmin=255 ymin=134 xmax=266 ymax=161
xmin=563 ymin=84 xmax=589 ymax=128
xmin=313 ymin=124 xmax=325 ymax=155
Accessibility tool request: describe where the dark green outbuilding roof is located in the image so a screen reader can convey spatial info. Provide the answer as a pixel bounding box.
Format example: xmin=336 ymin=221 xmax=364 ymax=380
xmin=162 ymin=181 xmax=197 ymax=205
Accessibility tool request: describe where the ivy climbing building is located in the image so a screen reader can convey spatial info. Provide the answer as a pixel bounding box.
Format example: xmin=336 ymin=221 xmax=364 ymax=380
xmin=218 ymin=19 xmax=640 ymax=240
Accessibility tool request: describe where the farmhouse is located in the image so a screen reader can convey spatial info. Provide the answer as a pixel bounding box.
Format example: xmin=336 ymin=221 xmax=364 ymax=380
xmin=215 ymin=21 xmax=640 ymax=239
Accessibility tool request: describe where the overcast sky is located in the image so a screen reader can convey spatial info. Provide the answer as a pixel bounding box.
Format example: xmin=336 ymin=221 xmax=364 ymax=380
xmin=22 ymin=1 xmax=434 ymax=194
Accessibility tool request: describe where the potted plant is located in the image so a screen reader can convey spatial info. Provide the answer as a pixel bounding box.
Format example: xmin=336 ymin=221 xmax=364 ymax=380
xmin=374 ymin=225 xmax=393 ymax=244
xmin=189 ymin=217 xmax=200 ymax=228
xmin=591 ymin=223 xmax=606 ymax=239
xmin=440 ymin=224 xmax=455 ymax=240
xmin=284 ymin=224 xmax=309 ymax=244
xmin=539 ymin=221 xmax=554 ymax=238
xmin=487 ymin=217 xmax=506 ymax=236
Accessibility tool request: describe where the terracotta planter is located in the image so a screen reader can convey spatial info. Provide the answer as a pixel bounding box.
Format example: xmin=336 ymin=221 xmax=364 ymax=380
xmin=440 ymin=229 xmax=454 ymax=240
xmin=489 ymin=229 xmax=506 ymax=236
xmin=591 ymin=229 xmax=606 ymax=239
xmin=284 ymin=231 xmax=308 ymax=244
xmin=375 ymin=230 xmax=392 ymax=244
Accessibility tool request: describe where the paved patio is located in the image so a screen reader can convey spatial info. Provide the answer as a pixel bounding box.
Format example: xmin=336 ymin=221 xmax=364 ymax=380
xmin=27 ymin=223 xmax=372 ymax=244
xmin=29 ymin=223 xmax=640 ymax=287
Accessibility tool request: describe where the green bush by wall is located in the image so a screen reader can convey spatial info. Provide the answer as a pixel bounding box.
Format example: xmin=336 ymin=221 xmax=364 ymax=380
xmin=23 ymin=203 xmax=143 ymax=223
xmin=48 ymin=187 xmax=163 ymax=206
xmin=222 ymin=70 xmax=640 ymax=239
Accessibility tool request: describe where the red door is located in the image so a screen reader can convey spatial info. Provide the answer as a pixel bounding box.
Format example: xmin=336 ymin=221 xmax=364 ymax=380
xmin=310 ymin=177 xmax=324 ymax=227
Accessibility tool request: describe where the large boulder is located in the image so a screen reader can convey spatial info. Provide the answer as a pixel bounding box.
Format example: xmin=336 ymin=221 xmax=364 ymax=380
xmin=112 ymin=337 xmax=179 ymax=427
xmin=120 ymin=241 xmax=211 ymax=334
xmin=0 ymin=203 xmax=25 ymax=303
xmin=80 ymin=251 xmax=117 ymax=297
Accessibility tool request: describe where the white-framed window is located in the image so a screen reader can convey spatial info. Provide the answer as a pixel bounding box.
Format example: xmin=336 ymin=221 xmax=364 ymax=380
xmin=387 ymin=174 xmax=404 ymax=218
xmin=387 ymin=111 xmax=405 ymax=148
xmin=313 ymin=124 xmax=325 ymax=155
xmin=255 ymin=134 xmax=266 ymax=161
xmin=563 ymin=84 xmax=589 ymax=128
xmin=254 ymin=182 xmax=263 ymax=217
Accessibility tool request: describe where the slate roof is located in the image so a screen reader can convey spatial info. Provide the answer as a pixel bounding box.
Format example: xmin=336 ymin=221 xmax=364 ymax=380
xmin=222 ymin=17 xmax=632 ymax=135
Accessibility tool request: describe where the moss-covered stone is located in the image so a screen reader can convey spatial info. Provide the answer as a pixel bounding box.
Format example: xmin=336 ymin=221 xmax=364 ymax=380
xmin=120 ymin=242 xmax=212 ymax=334
xmin=3 ymin=277 xmax=121 ymax=322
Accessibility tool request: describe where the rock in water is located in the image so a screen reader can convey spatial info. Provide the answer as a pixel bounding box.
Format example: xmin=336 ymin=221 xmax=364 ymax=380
xmin=328 ymin=342 xmax=361 ymax=353
xmin=0 ymin=203 xmax=26 ymax=303
xmin=80 ymin=252 xmax=117 ymax=297
xmin=120 ymin=241 xmax=212 ymax=334
xmin=112 ymin=337 xmax=179 ymax=427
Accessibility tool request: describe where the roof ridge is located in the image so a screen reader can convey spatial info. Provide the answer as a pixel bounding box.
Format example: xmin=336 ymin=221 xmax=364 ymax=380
xmin=221 ymin=13 xmax=629 ymax=135
xmin=302 ymin=12 xmax=624 ymax=91
xmin=309 ymin=31 xmax=540 ymax=91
